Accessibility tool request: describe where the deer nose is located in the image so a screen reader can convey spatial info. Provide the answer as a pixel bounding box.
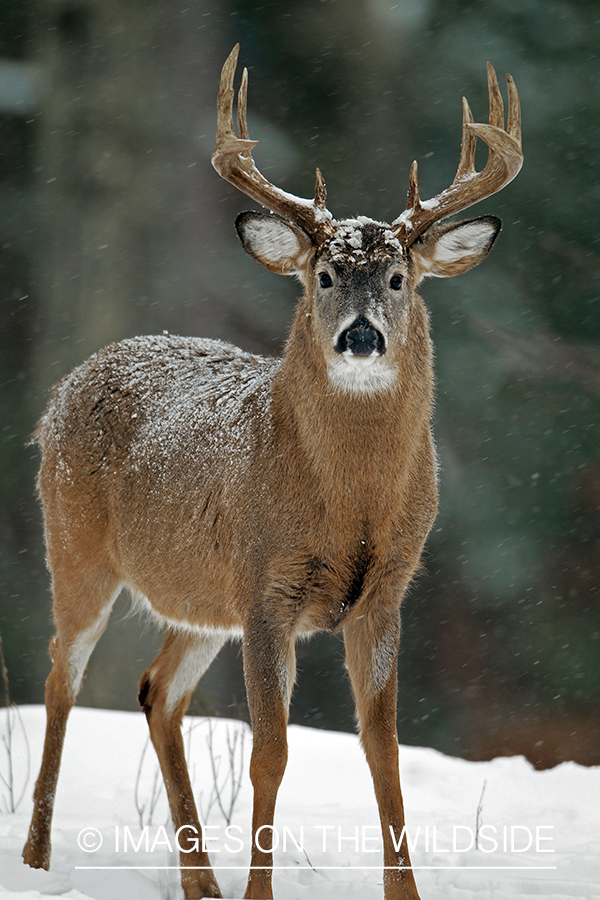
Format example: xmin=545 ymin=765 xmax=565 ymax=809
xmin=335 ymin=315 xmax=386 ymax=357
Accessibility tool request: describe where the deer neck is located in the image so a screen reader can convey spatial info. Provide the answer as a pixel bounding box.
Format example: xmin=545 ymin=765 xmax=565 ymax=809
xmin=273 ymin=297 xmax=434 ymax=520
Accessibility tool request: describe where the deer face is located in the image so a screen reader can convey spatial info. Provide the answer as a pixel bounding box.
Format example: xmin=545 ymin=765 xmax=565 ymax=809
xmin=236 ymin=210 xmax=500 ymax=394
xmin=312 ymin=219 xmax=408 ymax=393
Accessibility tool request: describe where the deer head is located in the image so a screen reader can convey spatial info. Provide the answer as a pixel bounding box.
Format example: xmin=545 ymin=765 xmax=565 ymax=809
xmin=212 ymin=45 xmax=523 ymax=394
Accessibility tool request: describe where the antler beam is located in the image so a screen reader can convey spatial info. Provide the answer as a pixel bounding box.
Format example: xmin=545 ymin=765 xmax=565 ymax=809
xmin=393 ymin=62 xmax=523 ymax=246
xmin=212 ymin=44 xmax=335 ymax=243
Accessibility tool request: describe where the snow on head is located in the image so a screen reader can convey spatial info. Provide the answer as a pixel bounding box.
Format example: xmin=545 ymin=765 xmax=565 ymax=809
xmin=324 ymin=218 xmax=405 ymax=265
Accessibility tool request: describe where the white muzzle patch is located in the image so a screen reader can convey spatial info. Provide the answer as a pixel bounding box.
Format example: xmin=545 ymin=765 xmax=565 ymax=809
xmin=328 ymin=352 xmax=397 ymax=394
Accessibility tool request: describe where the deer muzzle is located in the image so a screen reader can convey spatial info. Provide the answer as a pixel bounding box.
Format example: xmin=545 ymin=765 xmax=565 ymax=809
xmin=335 ymin=315 xmax=386 ymax=357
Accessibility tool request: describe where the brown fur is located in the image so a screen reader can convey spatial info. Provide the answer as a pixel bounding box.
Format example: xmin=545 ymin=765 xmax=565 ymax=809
xmin=23 ymin=47 xmax=522 ymax=900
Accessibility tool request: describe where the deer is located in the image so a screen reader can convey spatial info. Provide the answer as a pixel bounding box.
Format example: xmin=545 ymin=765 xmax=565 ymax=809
xmin=22 ymin=44 xmax=522 ymax=900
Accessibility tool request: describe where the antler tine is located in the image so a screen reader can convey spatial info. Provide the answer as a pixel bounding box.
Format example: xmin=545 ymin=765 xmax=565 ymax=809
xmin=212 ymin=46 xmax=334 ymax=243
xmin=216 ymin=43 xmax=237 ymax=134
xmin=393 ymin=63 xmax=523 ymax=246
xmin=237 ymin=67 xmax=251 ymax=146
xmin=406 ymin=160 xmax=420 ymax=208
xmin=506 ymin=74 xmax=522 ymax=148
xmin=215 ymin=45 xmax=246 ymax=148
xmin=314 ymin=167 xmax=328 ymax=209
xmin=486 ymin=61 xmax=504 ymax=129
xmin=455 ymin=96 xmax=477 ymax=179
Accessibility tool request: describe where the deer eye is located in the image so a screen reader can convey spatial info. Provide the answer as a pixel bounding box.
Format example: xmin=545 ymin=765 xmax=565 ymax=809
xmin=319 ymin=271 xmax=333 ymax=288
xmin=390 ymin=274 xmax=403 ymax=290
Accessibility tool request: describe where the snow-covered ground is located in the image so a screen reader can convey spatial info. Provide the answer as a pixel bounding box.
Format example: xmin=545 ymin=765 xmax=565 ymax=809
xmin=0 ymin=706 xmax=598 ymax=900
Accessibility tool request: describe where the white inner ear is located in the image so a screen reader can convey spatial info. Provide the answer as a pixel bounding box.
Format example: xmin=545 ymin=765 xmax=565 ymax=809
xmin=244 ymin=218 xmax=301 ymax=262
xmin=433 ymin=222 xmax=495 ymax=263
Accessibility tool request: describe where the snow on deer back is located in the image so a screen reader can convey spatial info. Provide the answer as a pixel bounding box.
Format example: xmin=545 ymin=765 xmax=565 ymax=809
xmin=24 ymin=43 xmax=522 ymax=900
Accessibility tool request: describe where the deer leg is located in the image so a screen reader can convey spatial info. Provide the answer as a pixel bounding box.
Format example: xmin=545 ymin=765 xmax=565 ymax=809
xmin=138 ymin=628 xmax=226 ymax=900
xmin=242 ymin=620 xmax=295 ymax=900
xmin=23 ymin=573 xmax=120 ymax=870
xmin=344 ymin=610 xmax=421 ymax=900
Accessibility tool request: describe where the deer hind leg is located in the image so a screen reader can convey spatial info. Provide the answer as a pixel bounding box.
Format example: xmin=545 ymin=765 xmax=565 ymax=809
xmin=23 ymin=568 xmax=121 ymax=870
xmin=242 ymin=620 xmax=296 ymax=900
xmin=344 ymin=610 xmax=421 ymax=900
xmin=138 ymin=627 xmax=226 ymax=900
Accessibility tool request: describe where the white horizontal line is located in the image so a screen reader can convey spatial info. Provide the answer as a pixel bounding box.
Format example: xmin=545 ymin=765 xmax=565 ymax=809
xmin=75 ymin=865 xmax=558 ymax=871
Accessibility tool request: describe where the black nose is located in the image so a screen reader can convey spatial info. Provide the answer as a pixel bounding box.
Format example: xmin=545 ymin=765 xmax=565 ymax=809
xmin=335 ymin=315 xmax=386 ymax=357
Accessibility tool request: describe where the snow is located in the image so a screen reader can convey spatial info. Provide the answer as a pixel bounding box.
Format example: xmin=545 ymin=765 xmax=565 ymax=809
xmin=1 ymin=706 xmax=599 ymax=900
xmin=326 ymin=219 xmax=405 ymax=265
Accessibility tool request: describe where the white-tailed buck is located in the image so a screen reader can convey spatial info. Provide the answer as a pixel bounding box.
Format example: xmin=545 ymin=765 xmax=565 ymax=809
xmin=23 ymin=44 xmax=522 ymax=900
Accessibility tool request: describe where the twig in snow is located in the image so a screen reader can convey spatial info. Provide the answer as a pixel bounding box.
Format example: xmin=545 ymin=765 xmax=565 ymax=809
xmin=199 ymin=719 xmax=247 ymax=827
xmin=0 ymin=630 xmax=30 ymax=813
xmin=134 ymin=735 xmax=165 ymax=828
xmin=475 ymin=779 xmax=487 ymax=849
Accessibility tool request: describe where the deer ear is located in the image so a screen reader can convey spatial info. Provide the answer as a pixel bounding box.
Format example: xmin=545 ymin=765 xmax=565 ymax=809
xmin=410 ymin=215 xmax=501 ymax=281
xmin=235 ymin=211 xmax=314 ymax=276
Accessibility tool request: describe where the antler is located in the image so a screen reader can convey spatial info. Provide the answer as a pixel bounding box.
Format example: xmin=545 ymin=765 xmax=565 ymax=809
xmin=393 ymin=62 xmax=523 ymax=246
xmin=212 ymin=44 xmax=335 ymax=244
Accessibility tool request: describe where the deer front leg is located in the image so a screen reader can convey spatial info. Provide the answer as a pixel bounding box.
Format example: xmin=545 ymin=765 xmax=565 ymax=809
xmin=242 ymin=617 xmax=295 ymax=900
xmin=139 ymin=629 xmax=225 ymax=900
xmin=344 ymin=609 xmax=421 ymax=900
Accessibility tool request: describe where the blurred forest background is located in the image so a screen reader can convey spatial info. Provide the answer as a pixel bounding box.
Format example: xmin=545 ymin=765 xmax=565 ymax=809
xmin=0 ymin=0 xmax=599 ymax=769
